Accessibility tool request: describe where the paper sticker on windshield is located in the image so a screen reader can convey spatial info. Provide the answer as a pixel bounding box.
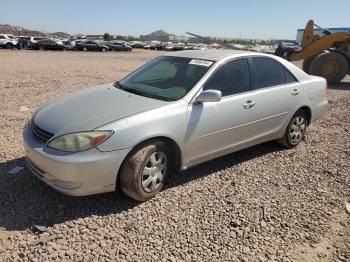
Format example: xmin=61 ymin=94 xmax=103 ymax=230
xmin=189 ymin=59 xmax=213 ymax=67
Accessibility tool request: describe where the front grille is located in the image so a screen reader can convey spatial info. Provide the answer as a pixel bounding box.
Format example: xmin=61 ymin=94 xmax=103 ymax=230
xmin=32 ymin=122 xmax=54 ymax=142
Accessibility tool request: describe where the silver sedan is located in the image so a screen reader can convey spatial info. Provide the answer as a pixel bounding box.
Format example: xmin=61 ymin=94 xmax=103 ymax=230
xmin=23 ymin=50 xmax=328 ymax=201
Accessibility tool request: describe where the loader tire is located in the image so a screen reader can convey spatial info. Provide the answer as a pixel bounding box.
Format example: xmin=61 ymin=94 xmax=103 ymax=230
xmin=309 ymin=52 xmax=348 ymax=84
xmin=302 ymin=56 xmax=315 ymax=74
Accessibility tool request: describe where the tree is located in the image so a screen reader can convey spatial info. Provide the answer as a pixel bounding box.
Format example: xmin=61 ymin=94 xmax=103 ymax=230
xmin=103 ymin=33 xmax=111 ymax=41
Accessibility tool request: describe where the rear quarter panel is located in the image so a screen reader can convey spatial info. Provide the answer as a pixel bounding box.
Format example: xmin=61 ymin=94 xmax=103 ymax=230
xmin=301 ymin=76 xmax=328 ymax=123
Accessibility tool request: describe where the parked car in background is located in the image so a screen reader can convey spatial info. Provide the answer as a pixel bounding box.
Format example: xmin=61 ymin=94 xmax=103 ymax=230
xmin=164 ymin=43 xmax=185 ymax=51
xmin=0 ymin=34 xmax=18 ymax=49
xmin=61 ymin=40 xmax=75 ymax=50
xmin=108 ymin=42 xmax=132 ymax=51
xmin=150 ymin=42 xmax=165 ymax=50
xmin=130 ymin=41 xmax=143 ymax=48
xmin=24 ymin=50 xmax=328 ymax=201
xmin=30 ymin=39 xmax=69 ymax=51
xmin=29 ymin=36 xmax=49 ymax=45
xmin=75 ymin=41 xmax=109 ymax=52
xmin=143 ymin=43 xmax=151 ymax=49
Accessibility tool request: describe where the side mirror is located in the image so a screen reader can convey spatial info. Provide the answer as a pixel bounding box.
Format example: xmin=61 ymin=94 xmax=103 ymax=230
xmin=194 ymin=90 xmax=222 ymax=103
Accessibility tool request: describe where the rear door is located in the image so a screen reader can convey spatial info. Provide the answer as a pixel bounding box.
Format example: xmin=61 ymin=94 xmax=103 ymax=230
xmin=245 ymin=56 xmax=303 ymax=140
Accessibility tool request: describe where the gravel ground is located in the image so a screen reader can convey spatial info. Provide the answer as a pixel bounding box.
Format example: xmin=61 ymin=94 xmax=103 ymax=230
xmin=0 ymin=49 xmax=349 ymax=262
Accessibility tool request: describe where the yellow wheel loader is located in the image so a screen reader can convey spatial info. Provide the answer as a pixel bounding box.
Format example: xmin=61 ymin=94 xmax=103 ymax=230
xmin=275 ymin=20 xmax=350 ymax=84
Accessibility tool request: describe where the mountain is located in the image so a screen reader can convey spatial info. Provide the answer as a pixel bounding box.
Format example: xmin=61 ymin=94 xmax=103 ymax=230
xmin=144 ymin=30 xmax=173 ymax=41
xmin=0 ymin=24 xmax=70 ymax=38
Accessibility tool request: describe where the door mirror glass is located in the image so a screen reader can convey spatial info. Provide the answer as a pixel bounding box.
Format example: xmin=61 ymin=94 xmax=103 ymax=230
xmin=194 ymin=90 xmax=222 ymax=103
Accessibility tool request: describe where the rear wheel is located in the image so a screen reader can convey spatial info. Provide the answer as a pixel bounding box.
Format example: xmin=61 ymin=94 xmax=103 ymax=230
xmin=119 ymin=140 xmax=171 ymax=201
xmin=277 ymin=110 xmax=307 ymax=148
xmin=309 ymin=52 xmax=349 ymax=84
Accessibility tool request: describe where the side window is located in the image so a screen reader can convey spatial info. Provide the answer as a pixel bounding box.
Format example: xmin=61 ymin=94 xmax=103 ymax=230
xmin=285 ymin=70 xmax=297 ymax=83
xmin=0 ymin=36 xmax=5 ymax=39
xmin=204 ymin=59 xmax=250 ymax=96
xmin=252 ymin=57 xmax=296 ymax=89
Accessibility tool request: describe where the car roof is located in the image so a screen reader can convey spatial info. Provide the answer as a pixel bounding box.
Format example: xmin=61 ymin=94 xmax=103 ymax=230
xmin=167 ymin=49 xmax=254 ymax=61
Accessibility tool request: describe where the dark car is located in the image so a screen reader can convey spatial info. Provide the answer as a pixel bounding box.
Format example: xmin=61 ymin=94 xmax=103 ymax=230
xmin=164 ymin=44 xmax=185 ymax=51
xmin=107 ymin=42 xmax=132 ymax=51
xmin=150 ymin=43 xmax=165 ymax=50
xmin=75 ymin=41 xmax=109 ymax=52
xmin=30 ymin=39 xmax=69 ymax=51
xmin=130 ymin=42 xmax=143 ymax=48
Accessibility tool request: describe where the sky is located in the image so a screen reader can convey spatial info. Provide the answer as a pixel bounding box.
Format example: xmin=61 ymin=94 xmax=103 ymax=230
xmin=2 ymin=0 xmax=349 ymax=40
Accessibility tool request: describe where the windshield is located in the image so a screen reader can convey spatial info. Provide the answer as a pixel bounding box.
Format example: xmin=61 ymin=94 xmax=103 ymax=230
xmin=118 ymin=56 xmax=213 ymax=101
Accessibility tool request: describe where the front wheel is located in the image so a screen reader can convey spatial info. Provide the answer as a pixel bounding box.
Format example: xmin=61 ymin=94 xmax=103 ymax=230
xmin=6 ymin=43 xmax=14 ymax=49
xmin=277 ymin=110 xmax=307 ymax=148
xmin=119 ymin=141 xmax=171 ymax=201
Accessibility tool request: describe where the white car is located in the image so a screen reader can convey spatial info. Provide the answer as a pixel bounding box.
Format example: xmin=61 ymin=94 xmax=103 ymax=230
xmin=29 ymin=36 xmax=48 ymax=44
xmin=0 ymin=34 xmax=18 ymax=49
xmin=24 ymin=50 xmax=328 ymax=201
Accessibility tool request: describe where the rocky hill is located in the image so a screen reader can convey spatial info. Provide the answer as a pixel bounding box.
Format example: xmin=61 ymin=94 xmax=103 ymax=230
xmin=0 ymin=24 xmax=70 ymax=38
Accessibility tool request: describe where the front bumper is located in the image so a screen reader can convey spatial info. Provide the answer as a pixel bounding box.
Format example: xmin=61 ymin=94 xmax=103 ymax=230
xmin=23 ymin=123 xmax=130 ymax=196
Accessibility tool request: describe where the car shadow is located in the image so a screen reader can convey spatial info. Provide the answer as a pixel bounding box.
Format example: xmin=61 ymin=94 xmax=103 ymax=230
xmin=0 ymin=141 xmax=284 ymax=231
xmin=328 ymin=81 xmax=350 ymax=90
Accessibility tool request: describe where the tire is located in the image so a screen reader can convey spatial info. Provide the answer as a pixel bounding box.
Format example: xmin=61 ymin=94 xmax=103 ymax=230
xmin=101 ymin=48 xmax=106 ymax=52
xmin=302 ymin=56 xmax=315 ymax=74
xmin=6 ymin=43 xmax=14 ymax=49
xmin=119 ymin=140 xmax=171 ymax=201
xmin=83 ymin=47 xmax=88 ymax=51
xmin=277 ymin=110 xmax=307 ymax=148
xmin=309 ymin=52 xmax=349 ymax=84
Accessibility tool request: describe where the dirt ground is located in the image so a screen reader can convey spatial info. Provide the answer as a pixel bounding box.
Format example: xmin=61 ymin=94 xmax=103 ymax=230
xmin=0 ymin=49 xmax=349 ymax=261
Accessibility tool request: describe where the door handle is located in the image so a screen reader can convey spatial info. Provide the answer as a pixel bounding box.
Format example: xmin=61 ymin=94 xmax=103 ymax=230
xmin=292 ymin=89 xmax=300 ymax=96
xmin=243 ymin=100 xmax=256 ymax=109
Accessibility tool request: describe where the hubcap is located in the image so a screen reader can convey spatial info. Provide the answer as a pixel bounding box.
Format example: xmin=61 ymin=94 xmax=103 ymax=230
xmin=141 ymin=151 xmax=167 ymax=193
xmin=289 ymin=116 xmax=306 ymax=144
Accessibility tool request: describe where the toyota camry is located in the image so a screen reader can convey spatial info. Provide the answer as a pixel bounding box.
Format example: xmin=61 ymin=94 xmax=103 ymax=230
xmin=23 ymin=50 xmax=328 ymax=201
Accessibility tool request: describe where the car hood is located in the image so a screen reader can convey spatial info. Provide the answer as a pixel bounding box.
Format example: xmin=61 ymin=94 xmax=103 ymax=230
xmin=34 ymin=83 xmax=168 ymax=136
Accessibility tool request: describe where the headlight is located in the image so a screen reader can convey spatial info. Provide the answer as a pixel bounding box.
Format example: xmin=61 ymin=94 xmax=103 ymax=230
xmin=48 ymin=130 xmax=113 ymax=152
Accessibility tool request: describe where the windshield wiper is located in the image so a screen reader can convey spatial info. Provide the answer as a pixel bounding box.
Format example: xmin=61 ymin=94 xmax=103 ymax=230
xmin=113 ymin=81 xmax=125 ymax=89
xmin=114 ymin=81 xmax=155 ymax=99
xmin=113 ymin=81 xmax=175 ymax=101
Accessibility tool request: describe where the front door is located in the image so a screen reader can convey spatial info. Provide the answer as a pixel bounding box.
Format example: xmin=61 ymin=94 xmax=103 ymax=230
xmin=184 ymin=58 xmax=256 ymax=166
